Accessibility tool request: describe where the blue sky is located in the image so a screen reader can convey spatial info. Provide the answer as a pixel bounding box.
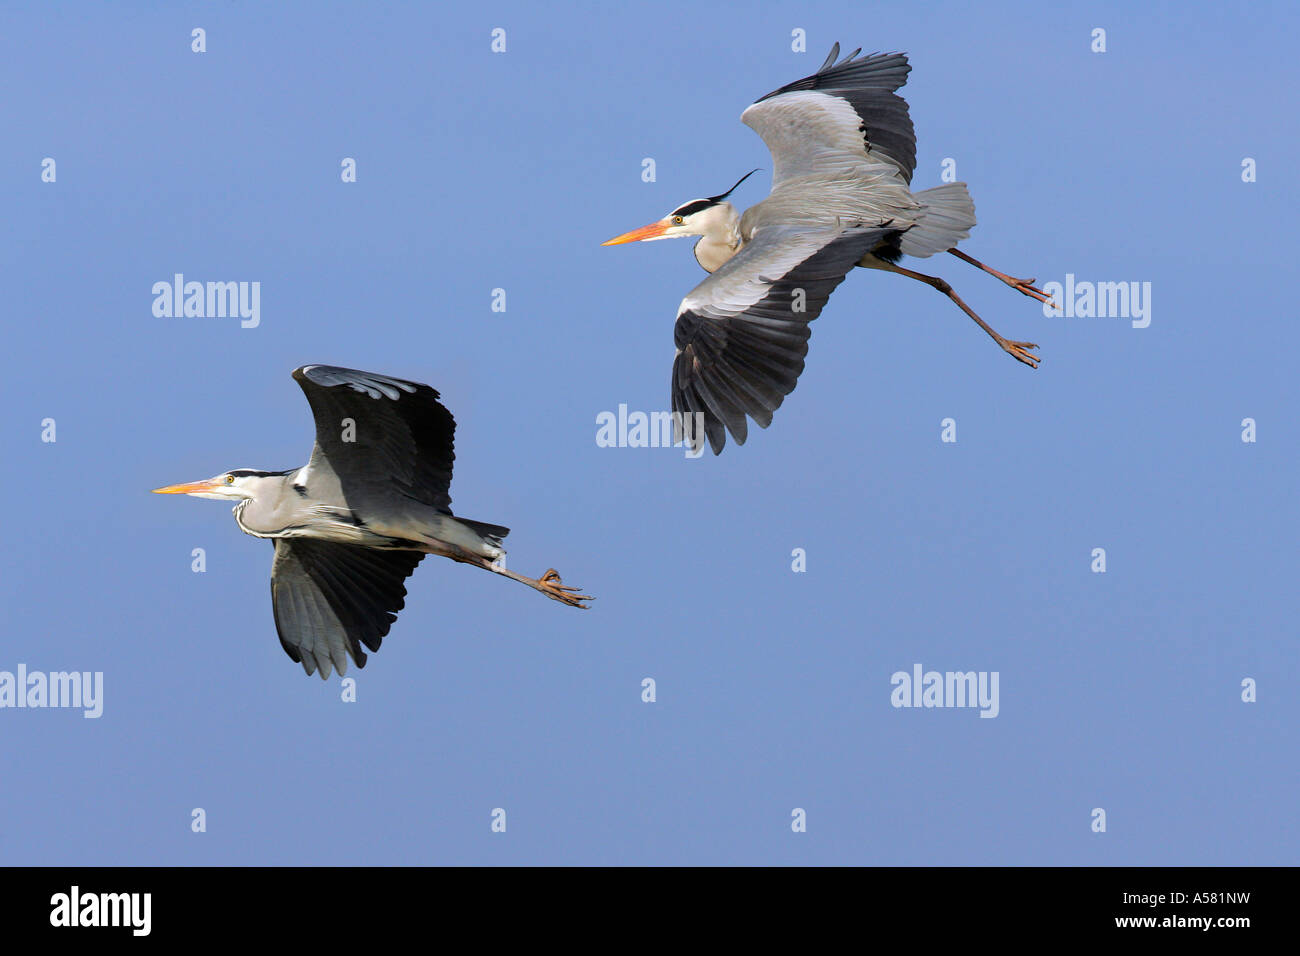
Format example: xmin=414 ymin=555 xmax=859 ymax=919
xmin=2 ymin=0 xmax=1296 ymax=865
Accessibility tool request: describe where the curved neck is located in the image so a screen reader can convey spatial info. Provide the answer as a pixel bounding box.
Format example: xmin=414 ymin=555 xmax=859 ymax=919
xmin=690 ymin=204 xmax=742 ymax=273
xmin=232 ymin=473 xmax=298 ymax=537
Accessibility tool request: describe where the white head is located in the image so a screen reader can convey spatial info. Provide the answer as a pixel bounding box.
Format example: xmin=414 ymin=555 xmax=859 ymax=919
xmin=601 ymin=169 xmax=759 ymax=246
xmin=152 ymin=469 xmax=282 ymax=502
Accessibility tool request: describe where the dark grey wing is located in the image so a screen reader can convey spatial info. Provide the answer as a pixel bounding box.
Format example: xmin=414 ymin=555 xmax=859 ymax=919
xmin=743 ymin=44 xmax=916 ymax=185
xmin=270 ymin=538 xmax=425 ymax=679
xmin=672 ymin=223 xmax=891 ymax=455
xmin=292 ymin=365 xmax=456 ymax=513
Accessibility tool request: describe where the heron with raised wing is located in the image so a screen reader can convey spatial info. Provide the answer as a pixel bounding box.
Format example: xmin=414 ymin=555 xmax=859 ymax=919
xmin=603 ymin=44 xmax=1052 ymax=455
xmin=153 ymin=365 xmax=590 ymax=679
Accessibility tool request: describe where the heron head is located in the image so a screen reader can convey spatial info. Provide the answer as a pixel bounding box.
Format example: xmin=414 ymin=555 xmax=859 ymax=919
xmin=152 ymin=469 xmax=271 ymax=501
xmin=601 ymin=169 xmax=758 ymax=246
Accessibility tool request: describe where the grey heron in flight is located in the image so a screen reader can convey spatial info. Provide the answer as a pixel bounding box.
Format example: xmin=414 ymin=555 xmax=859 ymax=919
xmin=153 ymin=365 xmax=590 ymax=679
xmin=603 ymin=44 xmax=1052 ymax=455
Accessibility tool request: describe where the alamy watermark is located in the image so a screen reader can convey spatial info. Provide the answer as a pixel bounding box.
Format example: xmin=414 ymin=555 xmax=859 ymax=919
xmin=0 ymin=664 xmax=103 ymax=718
xmin=596 ymin=404 xmax=706 ymax=458
xmin=890 ymin=663 xmax=999 ymax=718
xmin=152 ymin=274 xmax=260 ymax=328
xmin=1040 ymin=274 xmax=1151 ymax=328
xmin=50 ymin=886 xmax=150 ymax=936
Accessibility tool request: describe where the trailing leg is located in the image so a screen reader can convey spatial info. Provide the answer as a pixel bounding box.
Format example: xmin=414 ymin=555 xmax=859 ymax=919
xmin=862 ymin=254 xmax=1040 ymax=368
xmin=947 ymin=248 xmax=1054 ymax=306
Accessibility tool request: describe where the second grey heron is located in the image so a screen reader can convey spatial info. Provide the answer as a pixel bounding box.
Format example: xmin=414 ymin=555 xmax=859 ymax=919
xmin=603 ymin=44 xmax=1053 ymax=455
xmin=153 ymin=365 xmax=590 ymax=679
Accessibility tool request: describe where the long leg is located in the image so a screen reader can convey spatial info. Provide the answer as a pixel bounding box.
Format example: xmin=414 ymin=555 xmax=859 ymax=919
xmin=487 ymin=563 xmax=592 ymax=608
xmin=863 ymin=254 xmax=1040 ymax=368
xmin=432 ymin=543 xmax=592 ymax=607
xmin=947 ymin=248 xmax=1054 ymax=306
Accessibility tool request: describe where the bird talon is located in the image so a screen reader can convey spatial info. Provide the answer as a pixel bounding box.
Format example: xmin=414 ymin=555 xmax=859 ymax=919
xmin=1011 ymin=278 xmax=1054 ymax=305
xmin=1000 ymin=340 xmax=1040 ymax=368
xmin=538 ymin=569 xmax=592 ymax=608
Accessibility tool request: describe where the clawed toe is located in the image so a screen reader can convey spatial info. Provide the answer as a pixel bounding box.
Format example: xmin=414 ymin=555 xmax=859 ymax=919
xmin=1000 ymin=339 xmax=1040 ymax=369
xmin=538 ymin=568 xmax=592 ymax=608
xmin=1013 ymin=278 xmax=1054 ymax=306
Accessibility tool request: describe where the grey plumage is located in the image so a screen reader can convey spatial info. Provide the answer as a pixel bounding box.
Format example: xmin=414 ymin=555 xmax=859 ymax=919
xmin=294 ymin=365 xmax=457 ymax=516
xmin=271 ymin=538 xmax=425 ymax=678
xmin=677 ymin=47 xmax=971 ymax=453
xmin=154 ymin=365 xmax=590 ymax=681
xmin=673 ymin=224 xmax=893 ymax=454
xmin=751 ymin=44 xmax=917 ymax=184
xmin=602 ymin=43 xmax=1050 ymax=456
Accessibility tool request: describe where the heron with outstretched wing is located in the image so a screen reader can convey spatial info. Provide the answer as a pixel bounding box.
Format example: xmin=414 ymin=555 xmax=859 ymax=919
xmin=154 ymin=365 xmax=590 ymax=679
xmin=604 ymin=44 xmax=1052 ymax=455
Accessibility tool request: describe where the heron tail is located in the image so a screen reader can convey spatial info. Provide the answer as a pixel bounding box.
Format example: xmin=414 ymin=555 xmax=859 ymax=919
xmin=460 ymin=517 xmax=510 ymax=551
xmin=899 ymin=182 xmax=976 ymax=258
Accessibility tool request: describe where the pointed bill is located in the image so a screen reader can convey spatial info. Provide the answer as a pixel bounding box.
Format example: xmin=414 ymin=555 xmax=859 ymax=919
xmin=601 ymin=220 xmax=670 ymax=245
xmin=152 ymin=479 xmax=221 ymax=495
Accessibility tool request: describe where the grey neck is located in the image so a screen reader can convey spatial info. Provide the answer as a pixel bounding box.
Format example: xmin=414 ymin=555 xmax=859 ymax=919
xmin=233 ymin=472 xmax=302 ymax=537
xmin=692 ymin=231 xmax=741 ymax=273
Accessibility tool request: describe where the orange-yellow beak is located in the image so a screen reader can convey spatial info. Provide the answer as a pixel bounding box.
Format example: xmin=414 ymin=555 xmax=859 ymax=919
xmin=152 ymin=478 xmax=220 ymax=495
xmin=601 ymin=220 xmax=670 ymax=246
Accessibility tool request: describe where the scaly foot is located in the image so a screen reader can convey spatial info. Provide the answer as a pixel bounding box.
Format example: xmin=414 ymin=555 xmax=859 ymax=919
xmin=537 ymin=568 xmax=592 ymax=608
xmin=1005 ymin=275 xmax=1055 ymax=306
xmin=998 ymin=338 xmax=1040 ymax=369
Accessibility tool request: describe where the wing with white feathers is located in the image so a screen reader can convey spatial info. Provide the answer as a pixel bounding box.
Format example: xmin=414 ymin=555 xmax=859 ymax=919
xmin=671 ymin=222 xmax=892 ymax=455
xmin=742 ymin=45 xmax=917 ymax=186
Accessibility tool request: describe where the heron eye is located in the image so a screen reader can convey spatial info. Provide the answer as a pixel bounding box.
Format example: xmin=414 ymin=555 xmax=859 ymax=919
xmin=225 ymin=474 xmax=235 ymax=484
xmin=673 ymin=216 xmax=684 ymax=225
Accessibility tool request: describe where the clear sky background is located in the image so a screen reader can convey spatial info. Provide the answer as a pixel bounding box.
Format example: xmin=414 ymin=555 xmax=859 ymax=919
xmin=2 ymin=1 xmax=1296 ymax=865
